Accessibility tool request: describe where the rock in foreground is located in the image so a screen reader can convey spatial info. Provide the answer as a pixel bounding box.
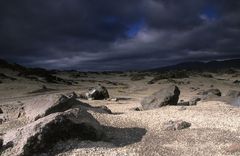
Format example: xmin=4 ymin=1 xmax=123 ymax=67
xmin=141 ymin=85 xmax=180 ymax=110
xmin=24 ymin=94 xmax=111 ymax=121
xmin=25 ymin=94 xmax=81 ymax=121
xmin=3 ymin=108 xmax=104 ymax=156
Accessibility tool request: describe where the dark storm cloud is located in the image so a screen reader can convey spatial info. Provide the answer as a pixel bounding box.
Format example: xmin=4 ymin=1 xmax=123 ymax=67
xmin=0 ymin=0 xmax=240 ymax=70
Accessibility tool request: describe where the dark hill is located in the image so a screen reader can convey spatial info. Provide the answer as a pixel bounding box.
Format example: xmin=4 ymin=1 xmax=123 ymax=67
xmin=150 ymin=59 xmax=240 ymax=72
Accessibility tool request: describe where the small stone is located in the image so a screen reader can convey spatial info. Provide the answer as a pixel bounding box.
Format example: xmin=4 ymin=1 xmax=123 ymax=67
xmin=163 ymin=120 xmax=191 ymax=131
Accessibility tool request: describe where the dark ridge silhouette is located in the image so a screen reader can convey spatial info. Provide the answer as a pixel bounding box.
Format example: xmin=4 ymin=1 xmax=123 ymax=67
xmin=1 ymin=58 xmax=240 ymax=73
xmin=0 ymin=59 xmax=77 ymax=85
xmin=149 ymin=59 xmax=240 ymax=72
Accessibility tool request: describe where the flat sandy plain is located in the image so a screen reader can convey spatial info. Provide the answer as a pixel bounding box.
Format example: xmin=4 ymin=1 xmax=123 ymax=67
xmin=0 ymin=68 xmax=240 ymax=156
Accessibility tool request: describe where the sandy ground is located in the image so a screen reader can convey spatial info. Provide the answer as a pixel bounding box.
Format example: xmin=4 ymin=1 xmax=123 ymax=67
xmin=0 ymin=70 xmax=240 ymax=156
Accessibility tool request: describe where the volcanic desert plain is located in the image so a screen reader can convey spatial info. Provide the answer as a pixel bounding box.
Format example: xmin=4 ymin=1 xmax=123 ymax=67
xmin=0 ymin=59 xmax=240 ymax=156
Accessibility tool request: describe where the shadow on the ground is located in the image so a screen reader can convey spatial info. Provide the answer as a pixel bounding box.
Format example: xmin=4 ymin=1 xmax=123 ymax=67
xmin=102 ymin=126 xmax=147 ymax=147
xmin=51 ymin=126 xmax=147 ymax=155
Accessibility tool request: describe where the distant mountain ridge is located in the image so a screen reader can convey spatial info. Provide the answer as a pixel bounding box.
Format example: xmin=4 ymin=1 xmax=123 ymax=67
xmin=1 ymin=58 xmax=240 ymax=72
xmin=150 ymin=59 xmax=240 ymax=72
xmin=0 ymin=59 xmax=26 ymax=71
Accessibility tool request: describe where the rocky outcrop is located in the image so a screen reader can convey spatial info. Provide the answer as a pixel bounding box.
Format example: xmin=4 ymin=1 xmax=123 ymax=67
xmin=3 ymin=108 xmax=104 ymax=156
xmin=141 ymin=85 xmax=180 ymax=110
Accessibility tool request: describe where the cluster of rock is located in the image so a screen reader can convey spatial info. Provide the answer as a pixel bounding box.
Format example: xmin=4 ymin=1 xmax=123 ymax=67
xmin=1 ymin=89 xmax=112 ymax=155
xmin=2 ymin=81 xmax=239 ymax=154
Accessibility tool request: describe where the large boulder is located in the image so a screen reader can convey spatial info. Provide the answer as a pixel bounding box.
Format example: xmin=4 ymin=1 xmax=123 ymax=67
xmin=24 ymin=94 xmax=111 ymax=121
xmin=141 ymin=85 xmax=180 ymax=110
xmin=3 ymin=108 xmax=104 ymax=156
xmin=24 ymin=94 xmax=80 ymax=121
xmin=86 ymin=85 xmax=110 ymax=100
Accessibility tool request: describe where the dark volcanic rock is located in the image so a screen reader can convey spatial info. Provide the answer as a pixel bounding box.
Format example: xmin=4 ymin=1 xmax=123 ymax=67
xmin=163 ymin=120 xmax=191 ymax=131
xmin=0 ymin=108 xmax=3 ymax=114
xmin=86 ymin=85 xmax=110 ymax=100
xmin=3 ymin=108 xmax=104 ymax=156
xmin=141 ymin=85 xmax=180 ymax=110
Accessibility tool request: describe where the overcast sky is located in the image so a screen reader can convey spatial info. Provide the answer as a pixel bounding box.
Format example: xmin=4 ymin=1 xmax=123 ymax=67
xmin=0 ymin=0 xmax=240 ymax=71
